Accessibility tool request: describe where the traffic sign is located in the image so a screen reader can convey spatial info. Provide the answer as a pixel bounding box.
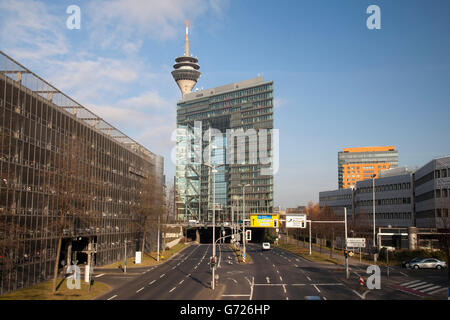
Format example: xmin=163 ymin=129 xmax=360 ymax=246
xmin=347 ymin=238 xmax=366 ymax=248
xmin=286 ymin=214 xmax=307 ymax=228
xmin=250 ymin=214 xmax=279 ymax=228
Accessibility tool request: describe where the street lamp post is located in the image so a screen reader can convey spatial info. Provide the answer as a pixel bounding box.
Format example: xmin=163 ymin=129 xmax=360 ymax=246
xmin=372 ymin=174 xmax=377 ymax=265
xmin=239 ymin=184 xmax=250 ymax=263
xmin=204 ymin=163 xmax=224 ymax=290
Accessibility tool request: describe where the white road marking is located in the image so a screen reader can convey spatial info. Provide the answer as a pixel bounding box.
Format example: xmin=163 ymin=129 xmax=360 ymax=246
xmin=179 ymin=279 xmax=184 ymax=285
xmin=400 ymin=280 xmax=421 ymax=286
xmin=323 ymin=296 xmax=327 ymax=300
xmin=149 ymin=280 xmax=156 ymax=285
xmin=136 ymin=287 xmax=144 ymax=293
xmin=94 ymin=273 xmax=105 ymax=278
xmin=282 ymin=285 xmax=287 ymax=293
xmin=222 ymin=294 xmax=251 ymax=297
xmin=407 ymin=282 xmax=427 ymax=288
xmin=399 ymin=271 xmax=408 ymax=277
xmin=169 ymin=287 xmax=176 ymax=293
xmin=194 ymin=265 xmax=197 ymax=269
xmin=420 ymin=285 xmax=441 ymax=293
xmin=294 ymin=264 xmax=298 ymax=267
xmin=306 ymin=276 xmax=312 ymax=281
xmin=428 ymin=287 xmax=447 ymax=295
xmin=266 ymin=277 xmax=270 ymax=284
xmin=279 ymin=276 xmax=283 ymax=282
xmin=249 ymin=277 xmax=254 ymax=301
xmin=313 ymin=285 xmax=321 ymax=293
xmin=352 ymin=290 xmax=370 ymax=300
xmin=160 ymin=274 xmax=166 ymax=278
xmin=414 ymin=283 xmax=436 ymax=290
xmin=107 ymin=295 xmax=117 ymax=300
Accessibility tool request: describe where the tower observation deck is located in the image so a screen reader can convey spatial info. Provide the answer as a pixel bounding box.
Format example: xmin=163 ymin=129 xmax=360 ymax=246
xmin=171 ymin=20 xmax=201 ymax=98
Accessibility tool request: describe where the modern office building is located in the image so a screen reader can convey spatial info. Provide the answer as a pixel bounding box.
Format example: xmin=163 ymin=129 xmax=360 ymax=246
xmin=354 ymin=167 xmax=414 ymax=227
xmin=338 ymin=146 xmax=399 ymax=189
xmin=414 ymin=156 xmax=450 ymax=228
xmin=319 ymin=188 xmax=354 ymax=218
xmin=0 ymin=52 xmax=164 ymax=294
xmin=174 ymin=77 xmax=274 ymax=222
xmin=320 ymin=157 xmax=450 ymax=229
xmin=171 ymin=23 xmax=274 ymax=222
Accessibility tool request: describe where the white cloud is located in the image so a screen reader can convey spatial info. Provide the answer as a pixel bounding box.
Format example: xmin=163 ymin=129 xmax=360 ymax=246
xmin=0 ymin=0 xmax=69 ymax=60
xmin=46 ymin=56 xmax=142 ymax=103
xmin=86 ymin=0 xmax=227 ymax=52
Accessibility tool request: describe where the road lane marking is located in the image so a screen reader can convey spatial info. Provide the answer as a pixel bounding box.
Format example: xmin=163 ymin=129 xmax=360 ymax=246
xmin=250 ymin=277 xmax=254 ymax=301
xmin=306 ymin=276 xmax=311 ymax=281
xmin=169 ymin=287 xmax=176 ymax=293
xmin=136 ymin=287 xmax=144 ymax=293
xmin=279 ymin=276 xmax=283 ymax=282
xmin=266 ymin=277 xmax=270 ymax=284
xmin=222 ymin=294 xmax=251 ymax=297
xmin=107 ymin=295 xmax=117 ymax=300
xmin=149 ymin=280 xmax=156 ymax=285
xmin=94 ymin=274 xmax=105 ymax=278
xmin=160 ymin=274 xmax=166 ymax=278
xmin=313 ymin=285 xmax=321 ymax=293
xmin=282 ymin=284 xmax=287 ymax=293
xmin=179 ymin=279 xmax=184 ymax=285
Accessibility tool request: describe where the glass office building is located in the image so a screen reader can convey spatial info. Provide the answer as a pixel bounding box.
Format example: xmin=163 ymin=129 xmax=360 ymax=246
xmin=175 ymin=77 xmax=274 ymax=222
xmin=0 ymin=52 xmax=164 ymax=294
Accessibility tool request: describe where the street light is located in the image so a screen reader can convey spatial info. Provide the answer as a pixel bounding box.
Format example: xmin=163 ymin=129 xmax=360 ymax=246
xmin=372 ymin=173 xmax=377 ymax=265
xmin=239 ymin=183 xmax=250 ymax=263
xmin=204 ymin=162 xmax=224 ymax=290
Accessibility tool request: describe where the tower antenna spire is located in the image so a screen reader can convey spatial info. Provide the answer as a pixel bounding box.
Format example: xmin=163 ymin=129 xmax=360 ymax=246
xmin=172 ymin=19 xmax=201 ymax=98
xmin=184 ymin=20 xmax=189 ymax=57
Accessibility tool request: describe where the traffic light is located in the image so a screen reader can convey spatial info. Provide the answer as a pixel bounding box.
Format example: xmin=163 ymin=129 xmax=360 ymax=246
xmin=349 ymin=251 xmax=354 ymax=257
xmin=246 ymin=230 xmax=252 ymax=241
xmin=273 ymin=219 xmax=278 ymax=228
xmin=210 ymin=256 xmax=216 ymax=268
xmin=344 ymin=249 xmax=349 ymax=258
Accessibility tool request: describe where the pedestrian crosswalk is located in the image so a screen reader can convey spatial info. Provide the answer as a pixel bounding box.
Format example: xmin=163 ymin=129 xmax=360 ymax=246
xmin=400 ymin=280 xmax=447 ymax=295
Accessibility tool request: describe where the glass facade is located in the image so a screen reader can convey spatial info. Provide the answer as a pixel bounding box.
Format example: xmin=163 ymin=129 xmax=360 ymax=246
xmin=176 ymin=77 xmax=274 ymax=222
xmin=0 ymin=52 xmax=164 ymax=294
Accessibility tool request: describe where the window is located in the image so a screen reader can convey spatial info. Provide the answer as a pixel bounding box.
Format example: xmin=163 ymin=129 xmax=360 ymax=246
xmin=436 ymin=209 xmax=441 ymax=217
xmin=442 ymin=189 xmax=448 ymax=198
xmin=435 ymin=189 xmax=441 ymax=198
xmin=435 ymin=170 xmax=440 ymax=178
xmin=442 ymin=169 xmax=448 ymax=178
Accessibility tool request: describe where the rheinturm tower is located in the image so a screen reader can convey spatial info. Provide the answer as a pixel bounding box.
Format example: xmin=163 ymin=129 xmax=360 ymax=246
xmin=171 ymin=20 xmax=201 ymax=97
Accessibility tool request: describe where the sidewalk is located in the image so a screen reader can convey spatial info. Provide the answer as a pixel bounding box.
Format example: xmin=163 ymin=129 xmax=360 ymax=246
xmin=280 ymin=235 xmax=373 ymax=268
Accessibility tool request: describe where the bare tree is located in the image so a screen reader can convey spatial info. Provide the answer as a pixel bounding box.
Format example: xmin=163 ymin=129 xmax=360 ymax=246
xmin=135 ymin=168 xmax=162 ymax=257
xmin=50 ymin=135 xmax=96 ymax=294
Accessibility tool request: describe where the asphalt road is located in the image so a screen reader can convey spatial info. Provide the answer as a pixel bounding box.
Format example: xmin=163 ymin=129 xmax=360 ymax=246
xmin=96 ymin=242 xmax=448 ymax=300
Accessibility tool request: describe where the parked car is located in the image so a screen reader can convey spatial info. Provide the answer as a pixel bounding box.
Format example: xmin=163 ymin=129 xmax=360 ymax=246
xmin=402 ymin=257 xmax=423 ymax=269
xmin=262 ymin=242 xmax=271 ymax=251
xmin=409 ymin=258 xmax=447 ymax=270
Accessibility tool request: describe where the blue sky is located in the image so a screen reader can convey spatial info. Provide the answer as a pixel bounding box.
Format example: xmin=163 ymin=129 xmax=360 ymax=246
xmin=1 ymin=0 xmax=449 ymax=207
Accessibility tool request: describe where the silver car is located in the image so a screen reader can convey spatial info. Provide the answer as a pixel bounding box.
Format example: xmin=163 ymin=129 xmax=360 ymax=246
xmin=409 ymin=258 xmax=447 ymax=270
